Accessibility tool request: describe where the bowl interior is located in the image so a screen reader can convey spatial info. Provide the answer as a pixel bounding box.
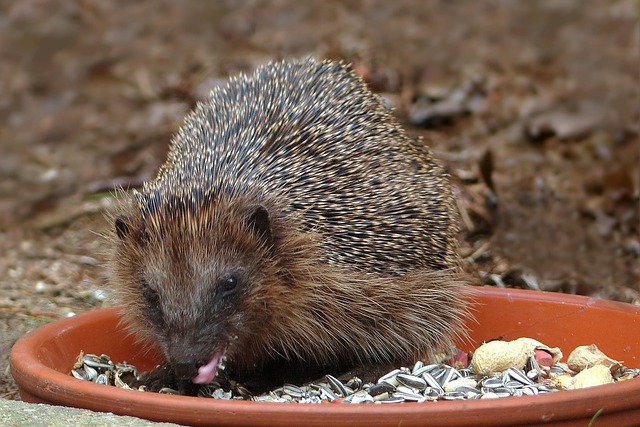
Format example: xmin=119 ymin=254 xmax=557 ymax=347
xmin=31 ymin=308 xmax=163 ymax=376
xmin=11 ymin=287 xmax=640 ymax=426
xmin=467 ymin=288 xmax=639 ymax=364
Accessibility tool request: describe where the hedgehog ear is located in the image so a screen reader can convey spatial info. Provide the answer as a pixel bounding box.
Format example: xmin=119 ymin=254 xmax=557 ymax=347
xmin=114 ymin=215 xmax=131 ymax=240
xmin=247 ymin=205 xmax=273 ymax=247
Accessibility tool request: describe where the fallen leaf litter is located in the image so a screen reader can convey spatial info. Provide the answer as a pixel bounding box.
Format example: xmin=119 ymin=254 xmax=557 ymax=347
xmin=71 ymin=339 xmax=639 ymax=403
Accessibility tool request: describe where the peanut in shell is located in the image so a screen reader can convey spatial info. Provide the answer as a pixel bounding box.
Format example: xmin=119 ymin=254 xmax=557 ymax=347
xmin=570 ymin=364 xmax=614 ymax=389
xmin=567 ymin=344 xmax=621 ymax=372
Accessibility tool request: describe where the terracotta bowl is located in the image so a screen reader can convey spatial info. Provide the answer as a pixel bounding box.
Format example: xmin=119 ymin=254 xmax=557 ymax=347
xmin=11 ymin=287 xmax=640 ymax=426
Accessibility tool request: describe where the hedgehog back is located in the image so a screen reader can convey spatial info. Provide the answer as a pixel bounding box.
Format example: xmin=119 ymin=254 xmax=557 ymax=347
xmin=141 ymin=58 xmax=456 ymax=274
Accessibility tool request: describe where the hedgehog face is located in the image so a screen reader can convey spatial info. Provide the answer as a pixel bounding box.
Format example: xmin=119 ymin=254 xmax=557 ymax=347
xmin=112 ymin=202 xmax=277 ymax=385
xmin=137 ymin=256 xmax=255 ymax=384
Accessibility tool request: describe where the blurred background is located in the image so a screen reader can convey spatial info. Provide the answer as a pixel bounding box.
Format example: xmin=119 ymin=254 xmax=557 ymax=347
xmin=0 ymin=0 xmax=638 ymax=399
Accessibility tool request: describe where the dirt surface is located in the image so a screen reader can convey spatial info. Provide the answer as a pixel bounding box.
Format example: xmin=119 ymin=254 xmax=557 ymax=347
xmin=1 ymin=0 xmax=638 ymax=400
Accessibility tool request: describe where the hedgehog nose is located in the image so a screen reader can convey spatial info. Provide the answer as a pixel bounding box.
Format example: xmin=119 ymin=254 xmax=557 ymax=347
xmin=172 ymin=359 xmax=202 ymax=380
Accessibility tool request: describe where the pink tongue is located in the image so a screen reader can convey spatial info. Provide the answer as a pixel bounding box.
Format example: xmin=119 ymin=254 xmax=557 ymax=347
xmin=192 ymin=353 xmax=222 ymax=384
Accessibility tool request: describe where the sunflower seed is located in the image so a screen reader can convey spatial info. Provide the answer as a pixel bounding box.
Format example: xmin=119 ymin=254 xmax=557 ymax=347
xmin=437 ymin=366 xmax=459 ymax=386
xmin=481 ymin=377 xmax=503 ymax=389
xmin=368 ymin=382 xmax=395 ymax=397
xmin=345 ymin=390 xmax=373 ymax=404
xmin=393 ymin=390 xmax=424 ymax=402
xmin=253 ymin=395 xmax=280 ymax=402
xmin=326 ymin=374 xmax=350 ymax=397
xmin=346 ymin=377 xmax=363 ymax=390
xmin=378 ymin=396 xmax=405 ymax=404
xmin=283 ymin=384 xmax=304 ymax=398
xmin=480 ymin=392 xmax=500 ymax=399
xmin=83 ymin=365 xmax=99 ymax=381
xmin=317 ymin=384 xmax=339 ymax=401
xmin=71 ymin=369 xmax=87 ymax=381
xmin=372 ymin=392 xmax=391 ymax=401
xmin=422 ymin=372 xmax=444 ymax=393
xmin=443 ymin=377 xmax=478 ymax=392
xmin=396 ymin=373 xmax=427 ymax=390
xmin=396 ymin=385 xmax=418 ymax=395
xmin=378 ymin=369 xmax=401 ymax=386
xmin=442 ymin=391 xmax=466 ymax=400
xmin=504 ymin=380 xmax=525 ymax=389
xmin=412 ymin=364 xmax=439 ymax=377
xmin=83 ymin=355 xmax=113 ymax=370
xmin=95 ymin=373 xmax=109 ymax=385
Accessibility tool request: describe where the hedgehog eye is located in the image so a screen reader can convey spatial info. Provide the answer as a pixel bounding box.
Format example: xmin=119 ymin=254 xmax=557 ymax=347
xmin=114 ymin=215 xmax=130 ymax=240
xmin=141 ymin=280 xmax=163 ymax=325
xmin=219 ymin=275 xmax=239 ymax=297
xmin=142 ymin=281 xmax=160 ymax=305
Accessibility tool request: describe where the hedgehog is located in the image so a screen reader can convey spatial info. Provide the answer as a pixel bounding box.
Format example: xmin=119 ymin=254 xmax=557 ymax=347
xmin=110 ymin=57 xmax=470 ymax=393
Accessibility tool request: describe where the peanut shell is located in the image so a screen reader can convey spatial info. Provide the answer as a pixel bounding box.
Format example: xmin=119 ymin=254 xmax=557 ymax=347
xmin=570 ymin=364 xmax=614 ymax=389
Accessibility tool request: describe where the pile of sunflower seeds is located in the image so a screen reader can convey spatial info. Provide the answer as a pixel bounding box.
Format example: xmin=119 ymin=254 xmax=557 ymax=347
xmin=238 ymin=362 xmax=556 ymax=404
xmin=71 ymin=352 xmax=139 ymax=389
xmin=72 ymin=353 xmax=640 ymax=404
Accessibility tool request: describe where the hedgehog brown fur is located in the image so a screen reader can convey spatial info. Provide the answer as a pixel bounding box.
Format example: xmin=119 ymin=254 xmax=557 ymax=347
xmin=110 ymin=57 xmax=471 ymax=393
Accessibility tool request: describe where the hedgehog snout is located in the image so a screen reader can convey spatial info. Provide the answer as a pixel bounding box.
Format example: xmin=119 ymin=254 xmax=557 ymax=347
xmin=171 ymin=358 xmax=205 ymax=381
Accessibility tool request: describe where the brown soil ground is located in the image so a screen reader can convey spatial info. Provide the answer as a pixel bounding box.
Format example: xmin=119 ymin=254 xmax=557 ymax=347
xmin=1 ymin=0 xmax=638 ymax=399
